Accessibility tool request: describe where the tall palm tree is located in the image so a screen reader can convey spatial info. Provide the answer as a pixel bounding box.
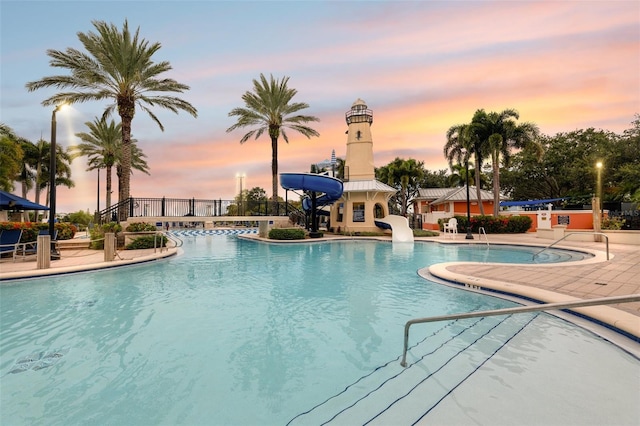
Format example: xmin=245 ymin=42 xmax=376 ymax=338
xmin=471 ymin=109 xmax=541 ymax=216
xmin=227 ymin=73 xmax=320 ymax=211
xmin=72 ymin=118 xmax=121 ymax=209
xmin=444 ymin=123 xmax=487 ymax=215
xmin=26 ymin=20 xmax=197 ymax=220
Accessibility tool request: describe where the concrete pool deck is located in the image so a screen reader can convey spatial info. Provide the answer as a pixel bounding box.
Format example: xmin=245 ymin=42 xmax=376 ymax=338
xmin=1 ymin=231 xmax=638 ymax=339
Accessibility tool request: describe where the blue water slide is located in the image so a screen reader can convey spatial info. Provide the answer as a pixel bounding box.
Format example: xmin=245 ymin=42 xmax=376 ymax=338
xmin=280 ymin=173 xmax=343 ymax=211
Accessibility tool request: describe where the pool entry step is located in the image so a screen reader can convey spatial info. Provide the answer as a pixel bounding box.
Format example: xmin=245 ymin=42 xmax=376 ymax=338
xmin=287 ymin=313 xmax=537 ymax=425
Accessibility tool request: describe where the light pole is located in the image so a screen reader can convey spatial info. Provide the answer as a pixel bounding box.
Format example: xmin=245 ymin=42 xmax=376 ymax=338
xmin=596 ymin=161 xmax=603 ymax=217
xmin=49 ymin=104 xmax=65 ymax=259
xmin=465 ymin=158 xmax=474 ymax=240
xmin=237 ymin=173 xmax=245 ymax=216
xmin=97 ymin=169 xmax=100 ymax=214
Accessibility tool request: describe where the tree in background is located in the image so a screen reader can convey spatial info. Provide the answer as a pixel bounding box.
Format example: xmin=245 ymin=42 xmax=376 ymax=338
xmin=0 ymin=124 xmax=24 ymax=192
xmin=227 ymin=74 xmax=320 ymax=212
xmin=72 ymin=118 xmax=121 ymax=210
xmin=376 ymin=157 xmax=425 ymax=216
xmin=499 ymin=124 xmax=639 ymax=206
xmin=26 ymin=20 xmax=197 ymax=220
xmin=470 ymin=109 xmax=541 ymax=216
xmin=444 ymin=123 xmax=485 ymax=214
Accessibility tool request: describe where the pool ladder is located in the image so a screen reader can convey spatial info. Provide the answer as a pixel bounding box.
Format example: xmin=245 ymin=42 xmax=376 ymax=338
xmin=533 ymin=231 xmax=609 ymax=261
xmin=400 ymin=293 xmax=640 ymax=367
xmin=478 ymin=227 xmax=489 ymax=246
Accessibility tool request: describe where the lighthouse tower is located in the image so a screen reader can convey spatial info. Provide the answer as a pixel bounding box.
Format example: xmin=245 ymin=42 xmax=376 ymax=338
xmin=344 ymin=99 xmax=375 ymax=181
xmin=329 ymin=99 xmax=396 ymax=234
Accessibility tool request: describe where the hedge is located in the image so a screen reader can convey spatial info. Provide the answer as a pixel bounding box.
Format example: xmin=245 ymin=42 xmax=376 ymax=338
xmin=268 ymin=228 xmax=306 ymax=240
xmin=438 ymin=215 xmax=532 ymax=234
xmin=0 ymin=221 xmax=76 ymax=243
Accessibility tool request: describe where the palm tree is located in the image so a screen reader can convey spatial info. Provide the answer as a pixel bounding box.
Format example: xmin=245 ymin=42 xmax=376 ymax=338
xmin=227 ymin=73 xmax=320 ymax=211
xmin=26 ymin=20 xmax=197 ymax=220
xmin=444 ymin=123 xmax=487 ymax=215
xmin=471 ymin=109 xmax=541 ymax=216
xmin=72 ymin=118 xmax=121 ymax=209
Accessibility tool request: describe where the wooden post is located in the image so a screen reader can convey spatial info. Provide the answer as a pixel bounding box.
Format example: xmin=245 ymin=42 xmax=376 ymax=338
xmin=37 ymin=235 xmax=50 ymax=269
xmin=104 ymin=233 xmax=115 ymax=261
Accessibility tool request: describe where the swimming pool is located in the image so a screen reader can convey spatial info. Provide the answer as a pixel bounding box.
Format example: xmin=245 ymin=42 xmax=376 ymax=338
xmin=1 ymin=236 xmax=637 ymax=425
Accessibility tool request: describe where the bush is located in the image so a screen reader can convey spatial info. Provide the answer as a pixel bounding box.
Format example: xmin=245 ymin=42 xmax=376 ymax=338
xmin=125 ymin=222 xmax=157 ymax=232
xmin=268 ymin=228 xmax=306 ymax=240
xmin=601 ymin=216 xmax=625 ymax=230
xmin=125 ymin=235 xmax=168 ymax=250
xmin=89 ymin=222 xmax=122 ymax=249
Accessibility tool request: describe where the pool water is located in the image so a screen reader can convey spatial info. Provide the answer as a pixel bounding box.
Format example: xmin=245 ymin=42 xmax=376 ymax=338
xmin=0 ymin=237 xmax=636 ymax=425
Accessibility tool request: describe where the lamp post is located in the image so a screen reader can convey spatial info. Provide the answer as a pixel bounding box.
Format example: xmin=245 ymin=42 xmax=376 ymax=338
xmin=97 ymin=169 xmax=100 ymax=214
xmin=596 ymin=161 xmax=603 ymax=216
xmin=237 ymin=173 xmax=245 ymax=216
xmin=465 ymin=158 xmax=474 ymax=240
xmin=49 ymin=104 xmax=64 ymax=259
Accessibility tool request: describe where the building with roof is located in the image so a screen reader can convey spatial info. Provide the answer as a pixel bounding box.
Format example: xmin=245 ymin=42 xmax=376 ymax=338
xmin=329 ymin=99 xmax=397 ymax=233
xmin=413 ymin=186 xmax=499 ymax=230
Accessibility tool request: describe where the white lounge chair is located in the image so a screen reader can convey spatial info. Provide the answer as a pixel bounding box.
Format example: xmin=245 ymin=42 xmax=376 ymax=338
xmin=443 ymin=218 xmax=458 ymax=239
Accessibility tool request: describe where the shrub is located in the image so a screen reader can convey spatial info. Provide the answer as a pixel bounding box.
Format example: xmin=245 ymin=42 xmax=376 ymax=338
xmin=89 ymin=222 xmax=122 ymax=249
xmin=55 ymin=222 xmax=77 ymax=240
xmin=125 ymin=235 xmax=168 ymax=250
xmin=413 ymin=229 xmax=439 ymax=237
xmin=601 ymin=216 xmax=625 ymax=230
xmin=268 ymin=228 xmax=306 ymax=240
xmin=125 ymin=222 xmax=157 ymax=232
xmin=505 ymin=215 xmax=533 ymax=233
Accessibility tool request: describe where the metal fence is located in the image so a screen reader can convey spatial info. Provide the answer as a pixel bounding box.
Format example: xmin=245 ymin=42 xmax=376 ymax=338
xmin=98 ymin=197 xmax=303 ymax=224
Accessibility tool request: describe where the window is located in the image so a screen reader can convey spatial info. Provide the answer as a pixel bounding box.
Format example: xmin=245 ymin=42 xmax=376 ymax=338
xmin=353 ymin=203 xmax=365 ymax=222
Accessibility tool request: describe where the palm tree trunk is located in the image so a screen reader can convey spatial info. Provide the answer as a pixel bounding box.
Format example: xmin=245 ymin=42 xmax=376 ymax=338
xmin=474 ymin=151 xmax=485 ymax=215
xmin=271 ymin=135 xmax=278 ymax=213
xmin=119 ymin=105 xmax=134 ymax=221
xmin=106 ymin=166 xmax=112 ymax=209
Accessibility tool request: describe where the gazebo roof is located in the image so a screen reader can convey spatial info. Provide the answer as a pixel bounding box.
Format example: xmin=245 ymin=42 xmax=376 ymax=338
xmin=343 ymin=180 xmax=396 ymax=193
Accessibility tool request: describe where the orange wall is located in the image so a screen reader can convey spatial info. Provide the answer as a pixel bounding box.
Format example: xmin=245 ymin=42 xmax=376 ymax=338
xmin=504 ymin=211 xmax=596 ymax=232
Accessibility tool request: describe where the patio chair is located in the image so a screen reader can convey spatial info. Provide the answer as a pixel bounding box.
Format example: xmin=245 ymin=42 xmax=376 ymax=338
xmin=18 ymin=229 xmax=58 ymax=260
xmin=443 ymin=218 xmax=458 ymax=239
xmin=0 ymin=229 xmax=24 ymax=262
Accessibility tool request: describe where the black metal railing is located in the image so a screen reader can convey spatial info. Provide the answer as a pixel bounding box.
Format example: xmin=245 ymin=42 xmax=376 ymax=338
xmin=98 ymin=197 xmax=305 ymax=224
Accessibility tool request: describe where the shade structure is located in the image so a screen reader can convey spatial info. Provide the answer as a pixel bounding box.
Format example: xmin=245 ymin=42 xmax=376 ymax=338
xmin=500 ymin=197 xmax=565 ymax=207
xmin=0 ymin=190 xmax=50 ymax=211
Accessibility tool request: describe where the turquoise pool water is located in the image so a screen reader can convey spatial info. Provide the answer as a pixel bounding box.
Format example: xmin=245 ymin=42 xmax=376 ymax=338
xmin=1 ymin=237 xmax=637 ymax=425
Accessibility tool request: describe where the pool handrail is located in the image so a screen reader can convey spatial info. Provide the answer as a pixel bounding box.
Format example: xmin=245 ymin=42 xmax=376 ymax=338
xmin=533 ymin=231 xmax=609 ymax=261
xmin=400 ymin=293 xmax=640 ymax=367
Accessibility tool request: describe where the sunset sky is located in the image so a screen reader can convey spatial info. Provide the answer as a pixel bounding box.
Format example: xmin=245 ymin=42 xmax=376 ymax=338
xmin=2 ymin=0 xmax=639 ymax=214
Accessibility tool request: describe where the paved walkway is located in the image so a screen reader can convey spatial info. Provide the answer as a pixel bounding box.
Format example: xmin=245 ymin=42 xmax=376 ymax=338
xmin=1 ymin=231 xmax=638 ymax=339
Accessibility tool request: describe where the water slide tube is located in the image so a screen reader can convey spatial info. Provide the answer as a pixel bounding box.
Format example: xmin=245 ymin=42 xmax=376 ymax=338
xmin=375 ymin=215 xmax=415 ymax=243
xmin=280 ymin=173 xmax=344 ymax=211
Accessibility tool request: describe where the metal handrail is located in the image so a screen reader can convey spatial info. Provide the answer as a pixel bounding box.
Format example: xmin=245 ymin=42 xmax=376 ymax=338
xmin=478 ymin=227 xmax=489 ymax=247
xmin=533 ymin=231 xmax=609 ymax=261
xmin=400 ymin=294 xmax=640 ymax=367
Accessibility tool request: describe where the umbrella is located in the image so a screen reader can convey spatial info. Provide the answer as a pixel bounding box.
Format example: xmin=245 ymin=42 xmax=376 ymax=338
xmin=0 ymin=190 xmax=50 ymax=211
